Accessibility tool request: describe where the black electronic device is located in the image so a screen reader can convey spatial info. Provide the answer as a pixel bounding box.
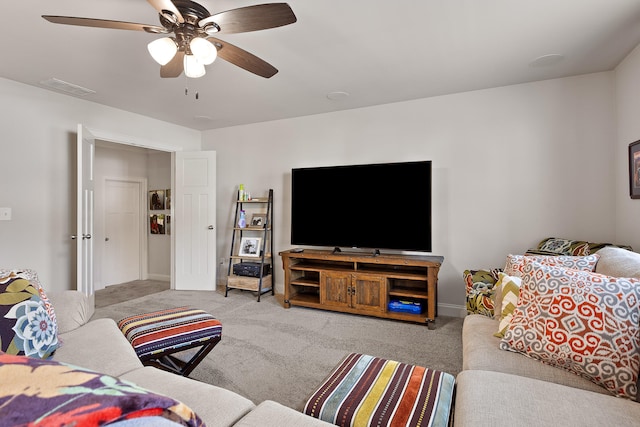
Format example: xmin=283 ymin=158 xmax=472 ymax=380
xmin=233 ymin=262 xmax=271 ymax=278
xmin=291 ymin=161 xmax=432 ymax=252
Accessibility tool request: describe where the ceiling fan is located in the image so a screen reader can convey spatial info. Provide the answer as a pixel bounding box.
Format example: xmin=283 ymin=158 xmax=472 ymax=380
xmin=42 ymin=0 xmax=297 ymax=79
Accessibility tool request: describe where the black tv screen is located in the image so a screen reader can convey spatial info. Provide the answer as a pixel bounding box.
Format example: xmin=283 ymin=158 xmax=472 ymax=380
xmin=291 ymin=161 xmax=432 ymax=252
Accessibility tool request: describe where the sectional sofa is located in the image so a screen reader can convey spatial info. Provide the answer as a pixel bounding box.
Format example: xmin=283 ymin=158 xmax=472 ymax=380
xmin=45 ymin=290 xmax=333 ymax=426
xmin=5 ymin=238 xmax=639 ymax=426
xmin=454 ymin=244 xmax=640 ymax=426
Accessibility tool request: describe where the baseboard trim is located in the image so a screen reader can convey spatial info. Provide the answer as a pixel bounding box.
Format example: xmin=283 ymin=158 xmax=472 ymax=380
xmin=438 ymin=303 xmax=467 ymax=318
xmin=147 ymin=274 xmax=170 ymax=282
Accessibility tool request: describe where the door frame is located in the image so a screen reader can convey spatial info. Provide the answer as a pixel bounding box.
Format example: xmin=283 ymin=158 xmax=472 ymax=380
xmin=86 ymin=127 xmax=181 ymax=290
xmin=101 ymin=176 xmax=148 ymax=287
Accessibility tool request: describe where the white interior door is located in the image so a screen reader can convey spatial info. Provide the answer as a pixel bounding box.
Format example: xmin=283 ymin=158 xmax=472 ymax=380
xmin=174 ymin=151 xmax=216 ymax=290
xmin=76 ymin=124 xmax=95 ymax=299
xmin=103 ymin=179 xmax=143 ymax=287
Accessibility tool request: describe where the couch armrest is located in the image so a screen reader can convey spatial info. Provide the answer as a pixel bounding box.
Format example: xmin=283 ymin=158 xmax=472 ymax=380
xmin=48 ymin=290 xmax=95 ymax=334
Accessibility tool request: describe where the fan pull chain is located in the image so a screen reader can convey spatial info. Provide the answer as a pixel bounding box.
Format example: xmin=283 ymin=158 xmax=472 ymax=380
xmin=184 ymin=80 xmax=200 ymax=100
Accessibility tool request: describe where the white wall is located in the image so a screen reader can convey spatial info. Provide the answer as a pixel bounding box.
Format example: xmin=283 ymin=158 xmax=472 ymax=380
xmin=147 ymin=151 xmax=171 ymax=280
xmin=0 ymin=78 xmax=199 ymax=293
xmin=615 ymin=44 xmax=640 ymax=252
xmin=1 ymin=68 xmax=630 ymax=308
xmin=203 ymin=72 xmax=618 ymax=314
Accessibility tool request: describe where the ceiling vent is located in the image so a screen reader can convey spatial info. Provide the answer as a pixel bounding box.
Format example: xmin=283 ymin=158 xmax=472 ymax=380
xmin=39 ymin=78 xmax=96 ymax=97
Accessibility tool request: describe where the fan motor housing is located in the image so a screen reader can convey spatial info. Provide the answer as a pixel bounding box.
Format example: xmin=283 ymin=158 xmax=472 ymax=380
xmin=173 ymin=0 xmax=210 ymax=20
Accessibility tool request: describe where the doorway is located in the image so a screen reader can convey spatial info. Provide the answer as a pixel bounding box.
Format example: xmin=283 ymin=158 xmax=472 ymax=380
xmin=93 ymin=142 xmax=170 ymax=291
xmin=78 ymin=126 xmax=217 ymax=296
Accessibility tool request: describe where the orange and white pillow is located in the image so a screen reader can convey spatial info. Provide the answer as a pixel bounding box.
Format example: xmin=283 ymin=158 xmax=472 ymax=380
xmin=503 ymin=253 xmax=599 ymax=277
xmin=499 ymin=259 xmax=640 ymax=400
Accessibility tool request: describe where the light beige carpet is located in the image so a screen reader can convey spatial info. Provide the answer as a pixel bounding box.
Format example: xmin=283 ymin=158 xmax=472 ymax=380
xmin=95 ymin=280 xmax=170 ymax=308
xmin=93 ymin=290 xmax=463 ymax=410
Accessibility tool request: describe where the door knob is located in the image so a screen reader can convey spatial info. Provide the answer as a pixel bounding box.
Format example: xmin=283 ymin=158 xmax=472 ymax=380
xmin=208 ymin=225 xmax=214 ymax=230
xmin=70 ymin=235 xmax=77 ymax=240
xmin=82 ymin=234 xmax=92 ymax=240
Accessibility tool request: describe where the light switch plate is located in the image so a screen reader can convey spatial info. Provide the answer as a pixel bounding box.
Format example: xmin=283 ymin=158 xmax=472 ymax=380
xmin=0 ymin=208 xmax=12 ymax=221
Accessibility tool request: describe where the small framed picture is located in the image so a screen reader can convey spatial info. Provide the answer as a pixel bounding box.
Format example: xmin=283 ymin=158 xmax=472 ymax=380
xmin=149 ymin=190 xmax=165 ymax=210
xmin=250 ymin=213 xmax=267 ymax=228
xmin=630 ymin=140 xmax=640 ymax=199
xmin=165 ymin=189 xmax=171 ymax=210
xmin=150 ymin=214 xmax=165 ymax=234
xmin=239 ymin=237 xmax=262 ymax=257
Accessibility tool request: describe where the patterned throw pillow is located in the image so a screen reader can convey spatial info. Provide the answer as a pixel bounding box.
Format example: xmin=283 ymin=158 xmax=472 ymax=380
xmin=535 ymin=237 xmax=590 ymax=256
xmin=500 ymin=260 xmax=640 ymax=400
xmin=464 ymin=269 xmax=501 ymax=317
xmin=503 ymin=253 xmax=599 ymax=278
xmin=493 ymin=273 xmax=522 ymax=338
xmin=0 ymin=352 xmax=204 ymax=426
xmin=0 ymin=269 xmax=58 ymax=359
xmin=531 ymin=237 xmax=633 ymax=255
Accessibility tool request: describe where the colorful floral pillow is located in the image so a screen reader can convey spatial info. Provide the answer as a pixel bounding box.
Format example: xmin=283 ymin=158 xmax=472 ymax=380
xmin=500 ymin=260 xmax=640 ymax=400
xmin=503 ymin=253 xmax=599 ymax=278
xmin=0 ymin=269 xmax=58 ymax=359
xmin=464 ymin=269 xmax=502 ymax=317
xmin=0 ymin=352 xmax=204 ymax=426
xmin=493 ymin=273 xmax=522 ymax=338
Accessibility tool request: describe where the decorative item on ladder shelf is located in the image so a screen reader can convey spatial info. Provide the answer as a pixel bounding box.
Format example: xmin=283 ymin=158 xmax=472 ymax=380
xmin=238 ymin=184 xmax=252 ymax=201
xmin=238 ymin=210 xmax=247 ymax=228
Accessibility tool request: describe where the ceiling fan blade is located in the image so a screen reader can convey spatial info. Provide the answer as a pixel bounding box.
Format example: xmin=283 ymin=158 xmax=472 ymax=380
xmin=147 ymin=0 xmax=184 ymax=24
xmin=42 ymin=16 xmax=167 ymax=33
xmin=161 ymin=50 xmax=185 ymax=78
xmin=199 ymin=3 xmax=296 ymax=34
xmin=208 ymin=37 xmax=278 ymax=78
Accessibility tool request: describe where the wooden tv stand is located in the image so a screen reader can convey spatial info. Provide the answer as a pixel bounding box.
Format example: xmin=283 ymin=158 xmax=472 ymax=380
xmin=279 ymin=249 xmax=444 ymax=327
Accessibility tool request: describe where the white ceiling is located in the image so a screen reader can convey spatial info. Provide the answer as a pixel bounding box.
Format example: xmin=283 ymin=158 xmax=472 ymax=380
xmin=3 ymin=0 xmax=640 ymax=131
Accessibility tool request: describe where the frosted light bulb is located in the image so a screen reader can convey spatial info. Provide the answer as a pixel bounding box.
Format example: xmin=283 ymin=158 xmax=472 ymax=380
xmin=147 ymin=37 xmax=178 ymax=65
xmin=184 ymin=54 xmax=206 ymax=78
xmin=190 ymin=37 xmax=217 ymax=65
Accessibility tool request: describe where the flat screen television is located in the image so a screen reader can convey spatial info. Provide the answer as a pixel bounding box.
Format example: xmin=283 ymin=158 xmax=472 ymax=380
xmin=291 ymin=160 xmax=432 ymax=252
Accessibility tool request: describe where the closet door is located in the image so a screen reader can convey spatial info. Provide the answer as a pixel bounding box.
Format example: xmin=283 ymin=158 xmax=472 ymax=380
xmin=174 ymin=151 xmax=217 ymax=290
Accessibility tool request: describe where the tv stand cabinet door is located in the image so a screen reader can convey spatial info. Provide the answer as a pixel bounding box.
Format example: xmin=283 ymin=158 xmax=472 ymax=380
xmin=320 ymin=271 xmax=350 ymax=309
xmin=351 ymin=273 xmax=385 ymax=313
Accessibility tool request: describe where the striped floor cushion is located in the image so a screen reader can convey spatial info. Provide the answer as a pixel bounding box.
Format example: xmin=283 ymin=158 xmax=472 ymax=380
xmin=304 ymin=353 xmax=455 ymax=427
xmin=118 ymin=306 xmax=222 ymax=361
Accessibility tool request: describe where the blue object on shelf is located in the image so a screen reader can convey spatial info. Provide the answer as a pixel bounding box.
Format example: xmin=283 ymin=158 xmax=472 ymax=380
xmin=388 ymin=299 xmax=423 ymax=314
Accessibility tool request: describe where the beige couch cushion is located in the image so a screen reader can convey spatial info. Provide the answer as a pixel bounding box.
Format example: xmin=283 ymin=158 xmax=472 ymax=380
xmin=595 ymin=246 xmax=640 ymax=278
xmin=462 ymin=314 xmax=608 ymax=395
xmin=234 ymin=401 xmax=334 ymax=427
xmin=121 ymin=367 xmax=255 ymax=427
xmin=54 ymin=318 xmax=143 ymax=377
xmin=47 ymin=290 xmax=95 ymax=334
xmin=455 ymin=370 xmax=640 ymax=427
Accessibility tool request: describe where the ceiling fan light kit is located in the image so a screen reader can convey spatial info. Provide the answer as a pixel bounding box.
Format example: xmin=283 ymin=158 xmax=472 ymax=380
xmin=42 ymin=0 xmax=297 ymax=80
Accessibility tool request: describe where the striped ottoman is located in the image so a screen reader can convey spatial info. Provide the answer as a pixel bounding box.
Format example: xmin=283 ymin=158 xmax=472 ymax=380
xmin=304 ymin=353 xmax=455 ymax=427
xmin=118 ymin=306 xmax=222 ymax=377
